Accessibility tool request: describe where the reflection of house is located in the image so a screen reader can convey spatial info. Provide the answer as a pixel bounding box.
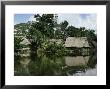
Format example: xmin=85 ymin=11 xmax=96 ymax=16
xmin=65 ymin=56 xmax=89 ymax=66
xmin=20 ymin=57 xmax=30 ymax=65
xmin=64 ymin=37 xmax=90 ymax=55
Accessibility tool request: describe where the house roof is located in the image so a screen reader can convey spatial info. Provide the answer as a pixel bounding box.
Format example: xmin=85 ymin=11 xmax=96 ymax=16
xmin=64 ymin=37 xmax=90 ymax=47
xmin=20 ymin=37 xmax=31 ymax=45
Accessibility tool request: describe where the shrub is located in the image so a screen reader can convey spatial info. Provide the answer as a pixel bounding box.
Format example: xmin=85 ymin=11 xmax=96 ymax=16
xmin=43 ymin=41 xmax=66 ymax=57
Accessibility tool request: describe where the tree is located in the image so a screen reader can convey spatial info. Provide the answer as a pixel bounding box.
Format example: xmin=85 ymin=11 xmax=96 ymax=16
xmin=14 ymin=14 xmax=56 ymax=61
xmin=25 ymin=23 xmax=44 ymax=60
xmin=14 ymin=23 xmax=29 ymax=36
xmin=66 ymin=26 xmax=77 ymax=37
xmin=14 ymin=29 xmax=23 ymax=61
xmin=25 ymin=14 xmax=55 ymax=60
xmin=14 ymin=14 xmax=97 ymax=61
xmin=33 ymin=14 xmax=55 ymax=38
xmin=54 ymin=20 xmax=69 ymax=40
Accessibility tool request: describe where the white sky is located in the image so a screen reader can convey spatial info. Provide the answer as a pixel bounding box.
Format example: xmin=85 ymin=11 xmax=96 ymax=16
xmin=57 ymin=14 xmax=97 ymax=30
xmin=15 ymin=14 xmax=97 ymax=32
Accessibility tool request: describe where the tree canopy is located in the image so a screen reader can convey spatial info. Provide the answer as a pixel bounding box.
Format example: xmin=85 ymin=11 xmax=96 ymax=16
xmin=14 ymin=14 xmax=97 ymax=60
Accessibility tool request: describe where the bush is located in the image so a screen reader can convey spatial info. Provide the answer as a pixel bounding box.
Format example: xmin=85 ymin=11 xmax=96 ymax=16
xmin=41 ymin=41 xmax=66 ymax=57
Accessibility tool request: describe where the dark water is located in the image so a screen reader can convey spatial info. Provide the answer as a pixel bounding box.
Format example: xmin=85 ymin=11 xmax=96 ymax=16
xmin=14 ymin=54 xmax=97 ymax=76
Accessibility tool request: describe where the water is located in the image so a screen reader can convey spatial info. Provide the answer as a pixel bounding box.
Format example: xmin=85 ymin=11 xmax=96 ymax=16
xmin=14 ymin=54 xmax=97 ymax=76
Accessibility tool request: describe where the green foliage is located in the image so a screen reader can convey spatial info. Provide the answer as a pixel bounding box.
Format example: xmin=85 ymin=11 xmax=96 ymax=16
xmin=65 ymin=26 xmax=78 ymax=37
xmin=14 ymin=14 xmax=97 ymax=76
xmin=54 ymin=20 xmax=68 ymax=40
xmin=14 ymin=23 xmax=29 ymax=36
xmin=43 ymin=41 xmax=66 ymax=57
xmin=26 ymin=26 xmax=44 ymax=49
xmin=14 ymin=14 xmax=97 ymax=60
xmin=60 ymin=20 xmax=68 ymax=30
xmin=33 ymin=14 xmax=55 ymax=38
xmin=28 ymin=54 xmax=65 ymax=76
xmin=14 ymin=37 xmax=23 ymax=53
xmin=14 ymin=37 xmax=23 ymax=62
xmin=23 ymin=14 xmax=55 ymax=60
xmin=65 ymin=26 xmax=96 ymax=38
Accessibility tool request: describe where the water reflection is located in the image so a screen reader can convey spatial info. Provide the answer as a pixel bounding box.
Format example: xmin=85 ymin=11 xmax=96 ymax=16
xmin=14 ymin=54 xmax=97 ymax=76
xmin=65 ymin=56 xmax=89 ymax=66
xmin=72 ymin=67 xmax=97 ymax=76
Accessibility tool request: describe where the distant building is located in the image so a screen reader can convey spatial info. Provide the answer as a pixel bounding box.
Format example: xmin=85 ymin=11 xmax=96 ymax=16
xmin=49 ymin=39 xmax=63 ymax=44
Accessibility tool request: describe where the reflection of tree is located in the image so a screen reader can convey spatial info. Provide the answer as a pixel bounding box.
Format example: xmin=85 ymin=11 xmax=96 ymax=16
xmin=14 ymin=14 xmax=97 ymax=76
xmin=87 ymin=54 xmax=97 ymax=69
xmin=62 ymin=64 xmax=88 ymax=76
xmin=15 ymin=53 xmax=97 ymax=76
xmin=28 ymin=54 xmax=65 ymax=76
xmin=61 ymin=54 xmax=97 ymax=76
xmin=14 ymin=57 xmax=31 ymax=76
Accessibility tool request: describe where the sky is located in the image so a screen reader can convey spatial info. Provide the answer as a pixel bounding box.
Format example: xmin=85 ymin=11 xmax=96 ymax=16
xmin=14 ymin=14 xmax=97 ymax=32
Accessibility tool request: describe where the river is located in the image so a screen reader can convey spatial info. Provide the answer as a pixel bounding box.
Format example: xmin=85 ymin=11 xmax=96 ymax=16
xmin=14 ymin=53 xmax=97 ymax=76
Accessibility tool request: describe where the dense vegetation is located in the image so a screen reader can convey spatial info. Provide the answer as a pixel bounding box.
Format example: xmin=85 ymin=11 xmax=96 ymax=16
xmin=14 ymin=14 xmax=97 ymax=76
xmin=14 ymin=14 xmax=97 ymax=60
